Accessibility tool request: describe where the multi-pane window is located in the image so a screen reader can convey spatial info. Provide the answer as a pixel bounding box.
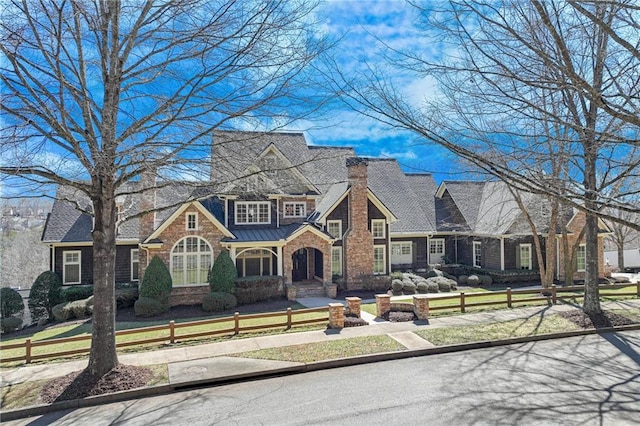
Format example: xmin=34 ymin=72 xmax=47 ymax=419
xmin=186 ymin=212 xmax=198 ymax=230
xmin=131 ymin=249 xmax=140 ymax=281
xmin=473 ymin=241 xmax=482 ymax=268
xmin=327 ymin=220 xmax=342 ymax=239
xmin=518 ymin=244 xmax=532 ymax=270
xmin=236 ymin=249 xmax=273 ymax=277
xmin=331 ymin=247 xmax=343 ymax=276
xmin=63 ymin=250 xmax=81 ymax=284
xmin=576 ymin=244 xmax=586 ymax=272
xmin=171 ymin=237 xmax=212 ymax=285
xmin=371 ymin=219 xmax=385 ymax=239
xmin=284 ymin=202 xmax=306 ymax=218
xmin=373 ymin=245 xmax=386 ymax=274
xmin=236 ymin=202 xmax=270 ymax=224
xmin=391 ymin=242 xmax=412 ymax=264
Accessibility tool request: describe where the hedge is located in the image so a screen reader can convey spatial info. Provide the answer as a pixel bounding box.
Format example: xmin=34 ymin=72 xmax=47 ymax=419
xmin=233 ymin=276 xmax=284 ymax=305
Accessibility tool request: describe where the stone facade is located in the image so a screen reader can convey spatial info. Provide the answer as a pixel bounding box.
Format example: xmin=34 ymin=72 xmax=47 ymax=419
xmin=344 ymin=158 xmax=374 ymax=289
xmin=556 ymin=211 xmax=607 ymax=280
xmin=141 ymin=203 xmax=229 ymax=306
xmin=282 ymin=229 xmax=332 ymax=286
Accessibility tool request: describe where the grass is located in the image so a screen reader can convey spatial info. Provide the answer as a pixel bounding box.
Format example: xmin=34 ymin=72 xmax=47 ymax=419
xmin=230 ymin=335 xmax=405 ymax=363
xmin=0 ymin=306 xmax=327 ymax=368
xmin=0 ymin=363 xmax=168 ymax=411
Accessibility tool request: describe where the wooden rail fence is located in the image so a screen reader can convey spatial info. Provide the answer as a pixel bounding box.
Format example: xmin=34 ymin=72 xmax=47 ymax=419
xmin=427 ymin=282 xmax=640 ymax=313
xmin=0 ymin=306 xmax=328 ymax=365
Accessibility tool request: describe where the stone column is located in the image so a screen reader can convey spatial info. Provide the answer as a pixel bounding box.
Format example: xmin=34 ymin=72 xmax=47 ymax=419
xmin=345 ymin=297 xmax=361 ymax=318
xmin=328 ymin=303 xmax=344 ymax=329
xmin=413 ymin=295 xmax=429 ymax=320
xmin=375 ymin=294 xmax=390 ymax=317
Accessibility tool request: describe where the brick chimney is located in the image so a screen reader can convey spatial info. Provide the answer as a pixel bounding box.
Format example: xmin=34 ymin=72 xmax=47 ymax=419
xmin=139 ymin=168 xmax=156 ymax=241
xmin=344 ymin=157 xmax=373 ymax=289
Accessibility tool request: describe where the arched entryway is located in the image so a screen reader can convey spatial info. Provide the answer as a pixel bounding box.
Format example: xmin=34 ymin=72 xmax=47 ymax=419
xmin=291 ymin=247 xmax=325 ymax=283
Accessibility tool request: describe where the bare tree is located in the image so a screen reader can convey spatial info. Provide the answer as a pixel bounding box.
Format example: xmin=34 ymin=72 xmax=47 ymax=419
xmin=0 ymin=0 xmax=330 ymax=378
xmin=331 ymin=0 xmax=639 ymax=315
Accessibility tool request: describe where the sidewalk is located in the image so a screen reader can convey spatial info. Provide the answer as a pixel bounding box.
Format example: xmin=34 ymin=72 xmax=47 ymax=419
xmin=2 ymin=298 xmax=639 ymax=387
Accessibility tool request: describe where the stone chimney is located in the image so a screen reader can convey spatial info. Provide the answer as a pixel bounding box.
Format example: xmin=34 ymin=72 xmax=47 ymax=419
xmin=139 ymin=167 xmax=156 ymax=241
xmin=344 ymin=157 xmax=374 ymax=289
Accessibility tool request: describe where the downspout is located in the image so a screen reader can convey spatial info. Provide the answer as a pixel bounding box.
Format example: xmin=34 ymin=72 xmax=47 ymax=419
xmin=500 ymin=237 xmax=505 ymax=271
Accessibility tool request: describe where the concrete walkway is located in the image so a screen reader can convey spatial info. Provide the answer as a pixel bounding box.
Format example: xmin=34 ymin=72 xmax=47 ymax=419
xmin=2 ymin=298 xmax=639 ymax=388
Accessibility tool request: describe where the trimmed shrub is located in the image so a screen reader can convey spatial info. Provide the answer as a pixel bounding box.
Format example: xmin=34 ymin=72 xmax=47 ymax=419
xmin=61 ymin=285 xmax=94 ymax=302
xmin=458 ymin=275 xmax=469 ymax=285
xmin=416 ymin=282 xmax=429 ymax=294
xmin=52 ymin=297 xmax=94 ymax=322
xmin=402 ymin=281 xmax=417 ymax=294
xmin=426 ymin=282 xmax=438 ymax=293
xmin=202 ymin=292 xmax=238 ymax=312
xmin=140 ymin=256 xmax=172 ymax=311
xmin=467 ymin=275 xmax=481 ymax=285
xmin=391 ymin=280 xmax=404 ymax=292
xmin=390 ymin=271 xmax=404 ymax=280
xmin=28 ymin=271 xmax=63 ymax=323
xmin=134 ymin=296 xmax=165 ymax=317
xmin=233 ymin=276 xmax=283 ymax=305
xmin=209 ymin=251 xmax=238 ymax=293
xmin=426 ymin=269 xmax=443 ymax=278
xmin=0 ymin=287 xmax=24 ymax=319
xmin=115 ymin=287 xmax=139 ymax=309
xmin=426 ymin=276 xmax=457 ymax=293
xmin=480 ymin=275 xmax=493 ymax=286
xmin=1 ymin=317 xmax=23 ymax=333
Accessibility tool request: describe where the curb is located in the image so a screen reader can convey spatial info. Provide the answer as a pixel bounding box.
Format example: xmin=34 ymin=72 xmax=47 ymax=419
xmin=2 ymin=323 xmax=640 ymax=422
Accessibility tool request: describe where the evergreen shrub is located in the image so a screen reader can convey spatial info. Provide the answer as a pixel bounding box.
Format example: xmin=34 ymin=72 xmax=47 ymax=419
xmin=139 ymin=256 xmax=172 ymax=311
xmin=0 ymin=287 xmax=24 ymax=319
xmin=28 ymin=271 xmax=63 ymax=323
xmin=209 ymin=251 xmax=237 ymax=293
xmin=202 ymin=292 xmax=238 ymax=312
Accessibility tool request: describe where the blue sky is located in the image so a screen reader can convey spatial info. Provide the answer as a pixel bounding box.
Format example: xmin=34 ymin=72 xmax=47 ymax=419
xmin=294 ymin=0 xmax=463 ymax=182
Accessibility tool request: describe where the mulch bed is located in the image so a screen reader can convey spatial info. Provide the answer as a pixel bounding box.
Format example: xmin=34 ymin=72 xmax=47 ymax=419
xmin=382 ymin=311 xmax=417 ymax=322
xmin=40 ymin=364 xmax=151 ymax=403
xmin=557 ymin=310 xmax=636 ymax=329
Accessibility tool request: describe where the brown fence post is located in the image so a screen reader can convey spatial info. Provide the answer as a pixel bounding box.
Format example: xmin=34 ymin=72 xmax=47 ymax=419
xmin=286 ymin=308 xmax=292 ymax=329
xmin=234 ymin=312 xmax=240 ymax=335
xmin=169 ymin=320 xmax=175 ymax=344
xmin=552 ymin=284 xmax=557 ymax=305
xmin=506 ymin=287 xmax=512 ymax=308
xmin=25 ymin=339 xmax=32 ymax=364
xmin=460 ymin=292 xmax=465 ymax=313
xmin=637 ymin=281 xmax=640 ymax=298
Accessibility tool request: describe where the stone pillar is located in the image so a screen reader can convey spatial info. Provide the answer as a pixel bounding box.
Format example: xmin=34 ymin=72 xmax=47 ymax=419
xmin=413 ymin=295 xmax=430 ymax=320
xmin=328 ymin=303 xmax=344 ymax=329
xmin=344 ymin=157 xmax=374 ymax=290
xmin=287 ymin=285 xmax=297 ymax=301
xmin=345 ymin=297 xmax=361 ymax=318
xmin=325 ymin=283 xmax=338 ymax=299
xmin=375 ymin=294 xmax=390 ymax=318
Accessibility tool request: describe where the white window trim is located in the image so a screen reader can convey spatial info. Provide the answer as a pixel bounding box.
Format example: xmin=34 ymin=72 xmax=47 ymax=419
xmin=236 ymin=249 xmax=273 ymax=277
xmin=473 ymin=241 xmax=482 ymax=268
xmin=170 ymin=236 xmax=213 ymax=286
xmin=371 ymin=219 xmax=386 ymax=239
xmin=327 ymin=220 xmax=343 ymax=240
xmin=429 ymin=238 xmax=445 ymax=263
xmin=391 ymin=242 xmax=412 ymax=265
xmin=235 ymin=201 xmax=271 ymax=225
xmin=63 ymin=250 xmax=81 ymax=284
xmin=577 ymin=244 xmax=586 ymax=272
xmin=283 ymin=202 xmax=306 ymax=218
xmin=519 ymin=243 xmax=532 ymax=270
xmin=131 ymin=249 xmax=140 ymax=281
xmin=186 ymin=212 xmax=198 ymax=230
xmin=373 ymin=245 xmax=386 ymax=275
xmin=331 ymin=246 xmax=343 ymax=276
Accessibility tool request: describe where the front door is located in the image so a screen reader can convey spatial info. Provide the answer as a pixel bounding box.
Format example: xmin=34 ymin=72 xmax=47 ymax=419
xmin=429 ymin=238 xmax=446 ymax=264
xmin=292 ymin=248 xmax=308 ymax=281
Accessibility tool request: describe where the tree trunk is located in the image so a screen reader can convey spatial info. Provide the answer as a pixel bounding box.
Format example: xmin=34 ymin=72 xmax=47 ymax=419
xmin=616 ymin=241 xmax=625 ymax=271
xmin=583 ymin=211 xmax=602 ymax=315
xmin=86 ymin=179 xmax=119 ymax=377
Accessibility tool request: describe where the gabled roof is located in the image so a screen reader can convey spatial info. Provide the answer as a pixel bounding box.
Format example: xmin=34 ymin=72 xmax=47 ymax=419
xmin=437 ymin=181 xmax=485 ymax=231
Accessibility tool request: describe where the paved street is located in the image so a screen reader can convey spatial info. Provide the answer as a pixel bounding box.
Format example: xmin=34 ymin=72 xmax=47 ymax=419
xmin=6 ymin=330 xmax=639 ymax=426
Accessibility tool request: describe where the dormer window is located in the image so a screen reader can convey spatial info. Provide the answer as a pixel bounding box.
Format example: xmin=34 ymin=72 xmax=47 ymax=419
xmin=236 ymin=201 xmax=270 ymax=224
xmin=284 ymin=202 xmax=306 ymax=218
xmin=186 ymin=212 xmax=198 ymax=230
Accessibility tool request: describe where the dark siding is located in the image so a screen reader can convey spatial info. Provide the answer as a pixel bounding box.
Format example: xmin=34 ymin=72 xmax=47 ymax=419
xmin=436 ymin=191 xmax=470 ymax=231
xmin=55 ymin=246 xmax=93 ymax=285
xmin=390 ymin=237 xmax=427 ymax=272
xmin=368 ymin=200 xmax=387 ymax=243
xmin=483 ymin=238 xmax=502 ymax=269
xmin=504 ymin=237 xmax=546 ymax=270
xmin=327 ymin=197 xmax=348 ymax=247
xmin=115 ymin=245 xmax=139 ymax=283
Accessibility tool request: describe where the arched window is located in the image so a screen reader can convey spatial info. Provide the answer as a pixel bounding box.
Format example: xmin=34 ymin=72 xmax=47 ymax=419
xmin=171 ymin=237 xmax=212 ymax=286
